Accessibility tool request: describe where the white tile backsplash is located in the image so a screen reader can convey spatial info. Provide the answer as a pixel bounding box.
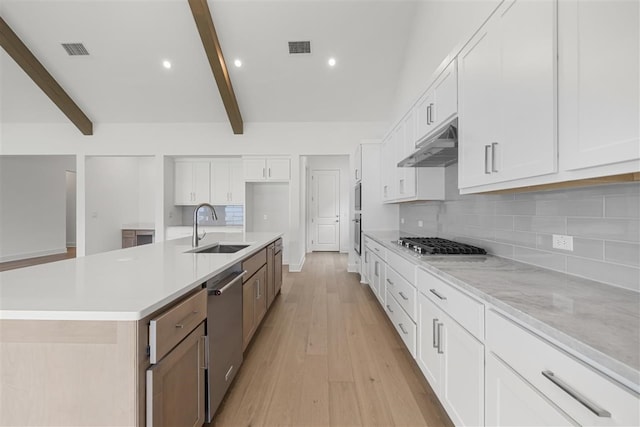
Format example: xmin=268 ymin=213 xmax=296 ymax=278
xmin=399 ymin=164 xmax=640 ymax=291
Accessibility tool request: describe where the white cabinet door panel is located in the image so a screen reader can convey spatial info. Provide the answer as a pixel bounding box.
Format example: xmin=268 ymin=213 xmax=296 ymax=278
xmin=266 ymin=159 xmax=290 ymax=180
xmin=243 ymin=159 xmax=266 ymax=181
xmin=499 ymin=0 xmax=557 ymax=182
xmin=229 ymin=159 xmax=245 ymax=204
xmin=210 ymin=159 xmax=231 ymax=204
xmin=174 ymin=162 xmax=194 ymax=205
xmin=560 ymin=0 xmax=639 ymax=170
xmin=417 ymin=293 xmax=442 ymax=392
xmin=458 ymin=24 xmax=502 ymax=188
xmin=440 ymin=312 xmax=484 ymax=427
xmin=486 ymin=352 xmax=576 ymax=427
xmin=192 ymin=162 xmax=210 ymax=205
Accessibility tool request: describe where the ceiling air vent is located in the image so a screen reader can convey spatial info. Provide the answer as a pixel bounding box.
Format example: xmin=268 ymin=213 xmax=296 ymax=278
xmin=288 ymin=41 xmax=311 ymax=55
xmin=61 ymin=43 xmax=89 ymax=56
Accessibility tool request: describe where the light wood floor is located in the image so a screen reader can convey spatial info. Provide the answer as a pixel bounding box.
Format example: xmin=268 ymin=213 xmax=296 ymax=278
xmin=0 ymin=247 xmax=76 ymax=272
xmin=210 ymin=252 xmax=453 ymax=427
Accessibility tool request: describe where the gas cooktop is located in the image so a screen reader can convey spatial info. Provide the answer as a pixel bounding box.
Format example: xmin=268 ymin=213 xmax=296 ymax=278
xmin=396 ymin=237 xmax=487 ymax=255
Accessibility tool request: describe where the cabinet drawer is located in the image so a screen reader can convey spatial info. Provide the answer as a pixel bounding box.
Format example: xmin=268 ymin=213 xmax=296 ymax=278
xmin=242 ymin=248 xmax=267 ymax=282
xmin=416 ymin=267 xmax=484 ymax=340
xmin=487 ymin=309 xmax=639 ymax=426
xmin=149 ymin=288 xmax=207 ymax=363
xmin=122 ymin=230 xmax=136 ymax=238
xmin=385 ymin=266 xmax=417 ymax=322
xmin=386 ymin=250 xmax=415 ymax=283
xmin=364 ymin=237 xmax=386 ymax=260
xmin=385 ymin=290 xmax=417 ymax=357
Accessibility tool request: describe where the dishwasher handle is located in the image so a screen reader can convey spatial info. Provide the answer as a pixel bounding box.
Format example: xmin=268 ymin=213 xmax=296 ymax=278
xmin=211 ymin=271 xmax=246 ymax=296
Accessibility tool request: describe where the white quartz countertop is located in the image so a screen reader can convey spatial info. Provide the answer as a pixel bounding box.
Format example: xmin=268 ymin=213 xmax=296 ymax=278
xmin=365 ymin=230 xmax=640 ymax=391
xmin=0 ymin=232 xmax=282 ymax=321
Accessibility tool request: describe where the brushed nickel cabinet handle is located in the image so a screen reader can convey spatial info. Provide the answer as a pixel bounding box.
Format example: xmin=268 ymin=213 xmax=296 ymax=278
xmin=429 ymin=103 xmax=435 ymax=124
xmin=491 ymin=142 xmax=498 ymax=172
xmin=485 ymin=145 xmax=491 ymax=174
xmin=437 ymin=322 xmax=444 ymax=354
xmin=541 ymin=371 xmax=611 ymax=418
xmin=175 ymin=311 xmax=198 ymax=329
xmin=399 ymin=323 xmax=408 ymax=335
xmin=386 ymin=278 xmax=394 ymax=286
xmin=386 ymin=304 xmax=394 ymax=313
xmin=268 ymin=167 xmax=272 ymax=177
xmin=429 ymin=288 xmax=447 ymax=301
xmin=399 ymin=291 xmax=409 ymax=301
xmin=432 ymin=318 xmax=439 ymax=348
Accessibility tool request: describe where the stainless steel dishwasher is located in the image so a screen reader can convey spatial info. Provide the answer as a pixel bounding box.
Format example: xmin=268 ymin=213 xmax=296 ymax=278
xmin=205 ymin=264 xmax=246 ymax=422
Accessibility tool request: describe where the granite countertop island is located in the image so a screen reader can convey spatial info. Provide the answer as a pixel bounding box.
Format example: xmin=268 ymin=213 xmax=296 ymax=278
xmin=365 ymin=230 xmax=640 ymax=392
xmin=0 ymin=231 xmax=282 ymax=321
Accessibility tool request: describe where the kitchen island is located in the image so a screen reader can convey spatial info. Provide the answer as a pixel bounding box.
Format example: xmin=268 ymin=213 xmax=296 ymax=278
xmin=0 ymin=231 xmax=282 ymax=427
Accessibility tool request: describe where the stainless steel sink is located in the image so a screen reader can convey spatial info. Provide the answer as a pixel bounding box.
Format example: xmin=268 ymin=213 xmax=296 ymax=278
xmin=192 ymin=244 xmax=249 ymax=254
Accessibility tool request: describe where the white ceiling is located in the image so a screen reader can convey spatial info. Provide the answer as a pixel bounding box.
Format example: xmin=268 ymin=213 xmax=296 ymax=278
xmin=0 ymin=0 xmax=419 ymax=125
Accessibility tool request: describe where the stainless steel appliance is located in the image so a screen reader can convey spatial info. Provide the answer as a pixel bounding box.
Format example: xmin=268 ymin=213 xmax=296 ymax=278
xmin=397 ymin=118 xmax=458 ymax=168
xmin=205 ymin=265 xmax=246 ymax=422
xmin=396 ymin=237 xmax=486 ymax=255
xmin=354 ymin=213 xmax=361 ymax=254
xmin=355 ymin=182 xmax=362 ymax=211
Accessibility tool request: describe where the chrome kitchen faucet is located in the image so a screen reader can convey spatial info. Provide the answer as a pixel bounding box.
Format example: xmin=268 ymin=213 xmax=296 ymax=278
xmin=192 ymin=203 xmax=218 ymax=247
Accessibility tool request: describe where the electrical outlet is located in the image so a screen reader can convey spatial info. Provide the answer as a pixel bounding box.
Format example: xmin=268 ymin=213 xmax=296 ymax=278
xmin=400 ymin=218 xmax=405 ymax=224
xmin=552 ymin=234 xmax=574 ymax=251
xmin=418 ymin=220 xmax=423 ymax=227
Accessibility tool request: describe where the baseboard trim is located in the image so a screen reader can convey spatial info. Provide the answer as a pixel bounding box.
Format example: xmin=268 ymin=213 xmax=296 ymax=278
xmin=288 ymin=254 xmax=306 ymax=273
xmin=347 ymin=263 xmax=359 ymax=273
xmin=0 ymin=247 xmax=67 ymax=263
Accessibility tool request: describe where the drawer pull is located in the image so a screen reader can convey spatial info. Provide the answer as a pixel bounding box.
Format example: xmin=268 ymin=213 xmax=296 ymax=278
xmin=374 ymin=247 xmax=380 ymax=252
xmin=386 ymin=278 xmax=394 ymax=286
xmin=398 ymin=323 xmax=408 ymax=335
xmin=437 ymin=322 xmax=444 ymax=354
xmin=386 ymin=304 xmax=394 ymax=314
xmin=541 ymin=370 xmax=611 ymax=418
xmin=175 ymin=311 xmax=199 ymax=329
xmin=398 ymin=291 xmax=409 ymax=301
xmin=429 ymin=289 xmax=447 ymax=301
xmin=432 ymin=318 xmax=439 ymax=348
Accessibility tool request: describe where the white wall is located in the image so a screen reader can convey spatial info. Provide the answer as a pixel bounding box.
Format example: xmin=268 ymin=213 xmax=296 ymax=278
xmin=0 ymin=155 xmax=75 ymax=261
xmin=305 ymin=155 xmax=351 ymax=253
xmin=65 ymin=171 xmax=76 ymax=246
xmin=85 ymin=156 xmax=155 ymax=255
xmin=392 ymin=0 xmax=501 ymax=119
xmin=2 ymin=122 xmax=384 ymax=267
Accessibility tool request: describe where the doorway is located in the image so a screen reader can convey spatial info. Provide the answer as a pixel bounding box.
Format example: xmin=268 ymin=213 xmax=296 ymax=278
xmin=304 ymin=155 xmax=349 ymax=254
xmin=309 ymin=169 xmax=340 ymax=251
xmin=65 ymin=170 xmax=77 ymax=248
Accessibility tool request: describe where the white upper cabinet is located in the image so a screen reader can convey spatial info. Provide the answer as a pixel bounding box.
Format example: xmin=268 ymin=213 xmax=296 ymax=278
xmin=243 ymin=157 xmax=290 ymax=181
xmin=458 ymin=0 xmax=557 ymax=190
xmin=210 ymin=158 xmax=244 ymax=205
xmin=174 ymin=160 xmax=210 ymax=205
xmin=559 ymin=0 xmax=639 ymax=170
xmin=354 ymin=145 xmax=363 ymax=182
xmin=415 ymin=60 xmax=458 ymax=146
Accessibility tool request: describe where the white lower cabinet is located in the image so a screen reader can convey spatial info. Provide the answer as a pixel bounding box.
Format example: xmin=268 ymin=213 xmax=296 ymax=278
xmin=486 ymin=309 xmax=640 ymax=427
xmin=486 ymin=352 xmax=576 ymax=426
xmin=418 ymin=292 xmax=484 ymax=427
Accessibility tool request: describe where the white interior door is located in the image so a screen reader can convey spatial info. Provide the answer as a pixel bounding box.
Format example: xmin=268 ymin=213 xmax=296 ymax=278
xmin=310 ymin=169 xmax=340 ymax=251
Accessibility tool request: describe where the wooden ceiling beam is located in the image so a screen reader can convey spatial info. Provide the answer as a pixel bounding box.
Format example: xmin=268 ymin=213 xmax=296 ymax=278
xmin=188 ymin=0 xmax=243 ymax=135
xmin=0 ymin=17 xmax=93 ymax=135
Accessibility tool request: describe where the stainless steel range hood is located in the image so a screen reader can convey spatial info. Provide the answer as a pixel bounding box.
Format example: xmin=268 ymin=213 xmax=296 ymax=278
xmin=398 ymin=118 xmax=458 ymax=167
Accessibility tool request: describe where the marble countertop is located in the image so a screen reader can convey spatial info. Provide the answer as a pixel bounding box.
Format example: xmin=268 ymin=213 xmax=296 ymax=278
xmin=0 ymin=232 xmax=282 ymax=321
xmin=364 ymin=230 xmax=640 ymax=391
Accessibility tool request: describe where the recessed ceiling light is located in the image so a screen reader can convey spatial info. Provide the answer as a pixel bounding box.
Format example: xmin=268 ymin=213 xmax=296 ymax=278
xmin=162 ymin=60 xmax=172 ymax=69
xmin=328 ymin=58 xmax=337 ymax=67
xmin=234 ymin=59 xmax=242 ymax=68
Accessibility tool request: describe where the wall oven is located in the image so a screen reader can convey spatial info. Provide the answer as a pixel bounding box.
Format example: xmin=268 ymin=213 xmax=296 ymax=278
xmin=354 ymin=182 xmax=362 ymax=211
xmin=354 ymin=213 xmax=361 ymax=255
